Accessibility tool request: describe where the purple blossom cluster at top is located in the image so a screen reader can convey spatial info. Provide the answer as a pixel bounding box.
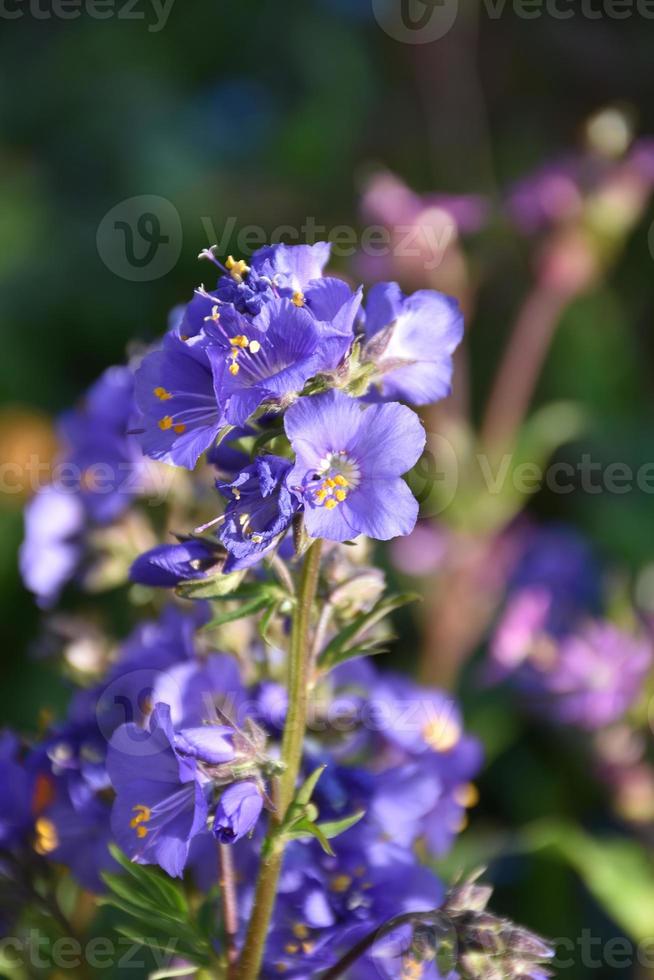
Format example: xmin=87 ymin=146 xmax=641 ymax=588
xmin=489 ymin=525 xmax=652 ymax=730
xmin=128 ymin=241 xmax=463 ymax=579
xmin=0 ymin=604 xmax=481 ymax=976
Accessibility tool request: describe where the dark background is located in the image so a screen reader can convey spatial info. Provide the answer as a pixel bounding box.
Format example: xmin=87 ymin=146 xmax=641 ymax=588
xmin=2 ymin=2 xmax=654 ymax=975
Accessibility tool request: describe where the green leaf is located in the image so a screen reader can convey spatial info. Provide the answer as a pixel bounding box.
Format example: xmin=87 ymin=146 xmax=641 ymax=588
xmin=286 ymin=818 xmax=336 ymax=856
xmin=103 ymin=848 xmax=210 ymax=964
xmin=205 ymin=593 xmax=272 ymax=627
xmin=295 ymin=765 xmax=327 ymax=806
xmin=522 ymin=820 xmax=654 ymax=943
xmin=108 ymin=845 xmax=188 ymax=917
xmin=315 ymin=810 xmax=365 ymax=839
xmin=257 ymin=600 xmax=280 ymax=643
xmin=318 ymin=593 xmax=420 ymax=672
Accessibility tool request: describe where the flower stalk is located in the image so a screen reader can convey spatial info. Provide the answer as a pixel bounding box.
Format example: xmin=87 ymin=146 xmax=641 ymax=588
xmin=236 ymin=538 xmax=323 ymax=980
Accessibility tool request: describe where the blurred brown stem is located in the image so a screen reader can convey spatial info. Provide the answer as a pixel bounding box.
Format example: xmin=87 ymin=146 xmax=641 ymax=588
xmin=480 ymin=284 xmax=569 ymax=452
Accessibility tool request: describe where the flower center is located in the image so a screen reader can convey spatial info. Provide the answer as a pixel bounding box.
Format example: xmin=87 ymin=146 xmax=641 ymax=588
xmin=312 ymin=452 xmax=360 ymax=510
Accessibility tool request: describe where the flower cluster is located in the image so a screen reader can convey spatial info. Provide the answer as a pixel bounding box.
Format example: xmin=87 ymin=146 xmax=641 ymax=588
xmin=489 ymin=524 xmax=652 ymax=730
xmin=1 ymin=600 xmax=483 ymax=975
xmin=8 ymin=239 xmax=556 ymax=980
xmin=130 ymin=240 xmax=461 ymax=570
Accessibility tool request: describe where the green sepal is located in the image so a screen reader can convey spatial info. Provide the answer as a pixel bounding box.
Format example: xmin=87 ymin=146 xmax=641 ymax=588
xmin=176 ymin=569 xmax=246 ymax=600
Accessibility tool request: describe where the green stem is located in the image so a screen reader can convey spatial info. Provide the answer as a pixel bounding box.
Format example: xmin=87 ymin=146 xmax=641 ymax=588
xmin=236 ymin=539 xmax=323 ymax=980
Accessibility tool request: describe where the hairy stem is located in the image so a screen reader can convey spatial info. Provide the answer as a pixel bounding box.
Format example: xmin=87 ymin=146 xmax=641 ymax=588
xmin=219 ymin=842 xmax=239 ymax=974
xmin=236 ymin=539 xmax=323 ymax=980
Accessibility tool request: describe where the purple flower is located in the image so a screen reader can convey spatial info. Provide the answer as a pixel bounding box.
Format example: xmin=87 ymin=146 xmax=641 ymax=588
xmin=209 ymin=242 xmax=332 ymax=318
xmin=541 ymin=622 xmax=652 ymax=730
xmin=213 ymin=781 xmax=263 ymax=843
xmin=20 ymin=365 xmax=154 ymax=605
xmin=43 ymin=795 xmax=115 ymax=892
xmin=134 ymin=332 xmax=226 ymax=469
xmin=0 ymin=732 xmax=35 ymax=849
xmin=20 ymin=486 xmax=85 ymax=608
xmin=286 ymin=391 xmax=425 ymax=542
xmin=265 ymin=836 xmax=444 ymax=978
xmin=218 ymin=455 xmax=299 ymax=571
xmin=150 ymin=653 xmax=247 ymax=730
xmin=207 ymin=299 xmax=331 ymax=426
xmin=107 ymin=703 xmax=230 ymax=877
xmin=506 ymin=156 xmax=584 ymax=234
xmin=507 ymin=524 xmax=601 ymax=629
xmin=362 ymin=282 xmax=463 ymax=406
xmin=59 ymin=365 xmax=145 ymax=524
xmin=130 ymin=539 xmax=220 ymax=588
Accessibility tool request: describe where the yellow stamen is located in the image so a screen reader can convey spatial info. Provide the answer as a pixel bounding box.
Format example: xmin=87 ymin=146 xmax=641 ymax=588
xmin=158 ymin=416 xmax=174 ymax=431
xmin=334 ymin=475 xmax=348 ymax=486
xmin=130 ymin=804 xmax=152 ymax=837
xmin=34 ymin=817 xmax=59 ymax=855
xmin=225 ymin=255 xmax=250 ymax=280
xmin=325 ymin=498 xmax=338 ymax=510
xmin=229 ymin=335 xmax=249 ymax=348
xmin=329 ymin=874 xmax=352 ymax=893
xmin=422 ymin=716 xmax=462 ymax=753
xmin=335 ymin=489 xmax=347 ymax=502
xmin=292 ymin=923 xmax=309 ymax=940
xmin=229 ymin=363 xmax=240 ymax=376
xmin=454 ymin=782 xmax=480 ymax=808
xmin=301 ymin=942 xmax=315 ymax=955
xmin=174 ymin=423 xmax=186 ymax=434
xmin=284 ymin=944 xmax=299 ymax=955
xmin=292 ymin=291 xmax=305 ymax=307
xmin=154 ymin=386 xmax=173 ymax=401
